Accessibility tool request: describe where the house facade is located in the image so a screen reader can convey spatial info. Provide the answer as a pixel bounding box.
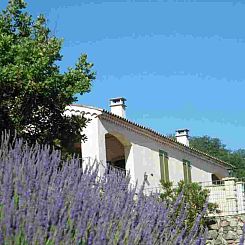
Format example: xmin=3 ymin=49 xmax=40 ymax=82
xmin=65 ymin=98 xmax=231 ymax=190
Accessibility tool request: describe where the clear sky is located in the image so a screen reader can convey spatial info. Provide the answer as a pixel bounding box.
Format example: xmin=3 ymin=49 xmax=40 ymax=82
xmin=1 ymin=0 xmax=245 ymax=150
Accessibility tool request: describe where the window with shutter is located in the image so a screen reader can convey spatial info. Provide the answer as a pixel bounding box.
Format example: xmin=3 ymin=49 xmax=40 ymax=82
xmin=159 ymin=150 xmax=169 ymax=182
xmin=183 ymin=160 xmax=191 ymax=184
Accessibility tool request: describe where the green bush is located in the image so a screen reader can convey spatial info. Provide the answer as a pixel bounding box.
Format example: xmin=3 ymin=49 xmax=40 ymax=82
xmin=160 ymin=181 xmax=218 ymax=230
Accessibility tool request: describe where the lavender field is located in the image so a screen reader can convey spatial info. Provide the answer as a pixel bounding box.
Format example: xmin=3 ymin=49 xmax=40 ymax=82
xmin=0 ymin=133 xmax=208 ymax=244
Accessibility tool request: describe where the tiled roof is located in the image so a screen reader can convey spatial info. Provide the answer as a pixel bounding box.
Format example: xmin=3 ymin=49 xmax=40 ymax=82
xmin=69 ymin=104 xmax=233 ymax=169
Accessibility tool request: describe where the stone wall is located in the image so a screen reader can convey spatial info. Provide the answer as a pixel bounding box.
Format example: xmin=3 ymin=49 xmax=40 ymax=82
xmin=207 ymin=214 xmax=245 ymax=244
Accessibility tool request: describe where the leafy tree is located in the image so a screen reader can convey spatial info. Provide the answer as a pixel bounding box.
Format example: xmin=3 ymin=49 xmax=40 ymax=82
xmin=190 ymin=136 xmax=228 ymax=162
xmin=0 ymin=0 xmax=95 ymax=153
xmin=190 ymin=136 xmax=245 ymax=177
xmin=235 ymin=149 xmax=245 ymax=158
xmin=167 ymin=134 xmax=245 ymax=177
xmin=226 ymin=151 xmax=245 ymax=177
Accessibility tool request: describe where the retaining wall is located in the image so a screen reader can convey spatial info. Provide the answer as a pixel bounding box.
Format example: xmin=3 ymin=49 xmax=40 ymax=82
xmin=207 ymin=214 xmax=245 ymax=244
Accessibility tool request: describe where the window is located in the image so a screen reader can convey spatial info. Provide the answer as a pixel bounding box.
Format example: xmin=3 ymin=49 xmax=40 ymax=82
xmin=183 ymin=160 xmax=191 ymax=184
xmin=159 ymin=150 xmax=169 ymax=182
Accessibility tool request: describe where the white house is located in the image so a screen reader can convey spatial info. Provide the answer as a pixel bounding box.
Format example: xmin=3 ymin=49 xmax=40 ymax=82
xmin=65 ymin=97 xmax=232 ymax=190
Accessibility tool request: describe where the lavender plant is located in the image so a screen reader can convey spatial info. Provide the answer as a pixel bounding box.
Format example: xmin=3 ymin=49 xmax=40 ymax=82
xmin=240 ymin=223 xmax=245 ymax=245
xmin=0 ymin=133 xmax=206 ymax=244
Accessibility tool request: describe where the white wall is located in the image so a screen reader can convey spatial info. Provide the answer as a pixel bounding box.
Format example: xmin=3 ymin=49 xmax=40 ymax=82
xmin=98 ymin=118 xmax=229 ymax=189
xmin=65 ymin=105 xmax=107 ymax=176
xmin=66 ymin=105 xmax=229 ymax=189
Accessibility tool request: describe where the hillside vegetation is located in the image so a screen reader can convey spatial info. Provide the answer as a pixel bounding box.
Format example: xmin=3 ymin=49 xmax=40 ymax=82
xmin=190 ymin=136 xmax=245 ymax=177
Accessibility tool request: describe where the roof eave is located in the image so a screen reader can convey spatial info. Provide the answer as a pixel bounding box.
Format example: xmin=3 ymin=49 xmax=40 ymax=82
xmin=99 ymin=110 xmax=233 ymax=169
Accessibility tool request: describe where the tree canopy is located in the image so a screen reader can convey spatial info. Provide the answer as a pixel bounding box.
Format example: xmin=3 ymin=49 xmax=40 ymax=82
xmin=190 ymin=136 xmax=245 ymax=178
xmin=166 ymin=134 xmax=245 ymax=177
xmin=0 ymin=0 xmax=95 ymax=152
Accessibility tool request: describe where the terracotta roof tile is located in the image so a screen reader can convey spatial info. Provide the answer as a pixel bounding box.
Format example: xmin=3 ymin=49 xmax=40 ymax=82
xmin=69 ymin=104 xmax=233 ymax=168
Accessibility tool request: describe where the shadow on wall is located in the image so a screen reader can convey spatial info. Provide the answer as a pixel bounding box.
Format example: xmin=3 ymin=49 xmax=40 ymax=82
xmin=105 ymin=133 xmax=131 ymax=171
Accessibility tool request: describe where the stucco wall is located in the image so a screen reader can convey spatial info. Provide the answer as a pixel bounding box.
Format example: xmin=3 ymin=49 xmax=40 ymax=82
xmin=66 ymin=106 xmax=229 ymax=189
xmin=96 ymin=117 xmax=229 ymax=188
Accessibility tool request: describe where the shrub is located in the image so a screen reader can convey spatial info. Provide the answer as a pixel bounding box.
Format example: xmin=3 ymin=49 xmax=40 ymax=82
xmin=160 ymin=181 xmax=218 ymax=230
xmin=0 ymin=133 xmax=207 ymax=244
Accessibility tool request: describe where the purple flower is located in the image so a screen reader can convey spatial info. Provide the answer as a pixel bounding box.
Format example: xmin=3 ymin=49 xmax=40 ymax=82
xmin=239 ymin=222 xmax=245 ymax=245
xmin=0 ymin=132 xmax=206 ymax=244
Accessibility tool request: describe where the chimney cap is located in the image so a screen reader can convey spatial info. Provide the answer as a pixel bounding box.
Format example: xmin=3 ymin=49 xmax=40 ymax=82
xmin=175 ymin=128 xmax=189 ymax=133
xmin=110 ymin=97 xmax=127 ymax=102
xmin=110 ymin=97 xmax=127 ymax=108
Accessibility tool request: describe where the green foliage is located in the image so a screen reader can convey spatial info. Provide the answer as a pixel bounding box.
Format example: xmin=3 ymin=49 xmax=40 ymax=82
xmin=0 ymin=0 xmax=95 ymax=153
xmin=190 ymin=136 xmax=245 ymax=177
xmin=190 ymin=136 xmax=228 ymax=161
xmin=235 ymin=149 xmax=245 ymax=158
xmin=167 ymin=134 xmax=245 ymax=177
xmin=160 ymin=180 xmax=218 ymax=230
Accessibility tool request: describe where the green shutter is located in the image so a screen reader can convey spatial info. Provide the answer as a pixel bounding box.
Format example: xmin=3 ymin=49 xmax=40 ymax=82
xmin=164 ymin=154 xmax=169 ymax=182
xmin=183 ymin=160 xmax=191 ymax=184
xmin=159 ymin=150 xmax=169 ymax=183
xmin=159 ymin=151 xmax=165 ymax=182
xmin=183 ymin=161 xmax=188 ymax=184
xmin=187 ymin=161 xmax=192 ymax=183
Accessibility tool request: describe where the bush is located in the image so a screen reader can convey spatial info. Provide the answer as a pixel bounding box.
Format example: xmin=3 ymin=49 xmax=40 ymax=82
xmin=160 ymin=181 xmax=218 ymax=231
xmin=0 ymin=133 xmax=207 ymax=244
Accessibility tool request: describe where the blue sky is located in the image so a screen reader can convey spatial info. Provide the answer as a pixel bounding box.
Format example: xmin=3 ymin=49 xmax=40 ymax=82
xmin=1 ymin=0 xmax=245 ymax=150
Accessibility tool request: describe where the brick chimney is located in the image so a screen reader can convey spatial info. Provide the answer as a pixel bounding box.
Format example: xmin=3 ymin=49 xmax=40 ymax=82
xmin=175 ymin=129 xmax=189 ymax=146
xmin=110 ymin=97 xmax=127 ymax=118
